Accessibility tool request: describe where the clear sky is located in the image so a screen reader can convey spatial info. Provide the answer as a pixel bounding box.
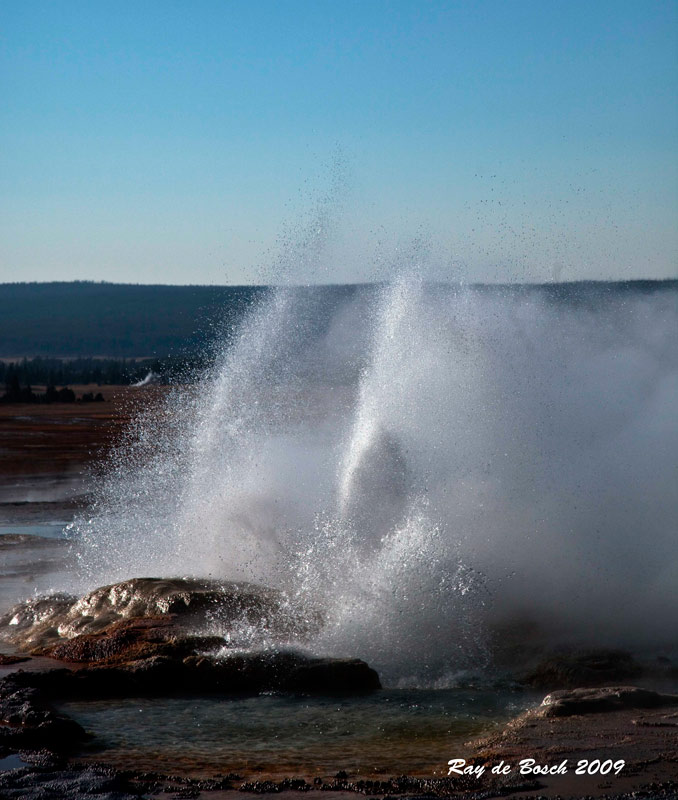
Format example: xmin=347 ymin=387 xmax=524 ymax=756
xmin=1 ymin=0 xmax=676 ymax=285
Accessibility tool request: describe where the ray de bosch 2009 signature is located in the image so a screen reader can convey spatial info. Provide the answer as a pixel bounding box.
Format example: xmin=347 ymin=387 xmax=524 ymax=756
xmin=447 ymin=758 xmax=626 ymax=778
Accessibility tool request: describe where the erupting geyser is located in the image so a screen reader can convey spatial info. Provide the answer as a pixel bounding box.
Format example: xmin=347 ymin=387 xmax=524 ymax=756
xmin=72 ymin=278 xmax=678 ymax=686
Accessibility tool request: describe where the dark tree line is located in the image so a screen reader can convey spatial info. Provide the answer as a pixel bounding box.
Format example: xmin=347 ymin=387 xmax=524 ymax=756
xmin=0 ymin=357 xmax=167 ymax=388
xmin=0 ymin=354 xmax=216 ymax=405
xmin=0 ymin=377 xmax=98 ymax=405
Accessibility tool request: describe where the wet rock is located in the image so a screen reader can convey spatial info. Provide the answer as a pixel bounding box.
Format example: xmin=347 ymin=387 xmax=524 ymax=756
xmin=0 ymin=593 xmax=76 ymax=652
xmin=186 ymin=651 xmax=381 ymax=695
xmin=240 ymin=772 xmax=542 ymax=796
xmin=145 ymin=650 xmax=381 ymax=695
xmin=1 ymin=577 xmax=381 ymax=701
xmin=283 ymin=657 xmax=381 ymax=694
xmin=0 ymin=673 xmax=87 ymax=753
xmin=0 ymin=760 xmax=242 ymax=800
xmin=521 ymin=648 xmax=643 ymax=689
xmin=33 ymin=616 xmax=223 ymax=666
xmin=0 ymin=576 xmax=321 ymax=652
xmin=0 ymin=653 xmax=30 ymax=665
xmin=0 ymin=764 xmax=141 ymax=800
xmin=537 ymin=686 xmax=678 ymax=718
xmin=0 ymin=648 xmax=381 ymax=701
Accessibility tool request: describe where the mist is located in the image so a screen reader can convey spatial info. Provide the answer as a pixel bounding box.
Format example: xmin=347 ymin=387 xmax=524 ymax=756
xmin=71 ymin=277 xmax=678 ymax=685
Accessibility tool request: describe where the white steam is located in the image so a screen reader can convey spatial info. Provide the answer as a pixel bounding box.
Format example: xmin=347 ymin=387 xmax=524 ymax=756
xmin=72 ymin=278 xmax=678 ymax=684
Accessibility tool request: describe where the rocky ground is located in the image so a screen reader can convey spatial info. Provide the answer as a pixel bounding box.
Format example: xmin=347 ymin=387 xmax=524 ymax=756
xmin=0 ymin=576 xmax=676 ymax=799
xmin=1 ymin=686 xmax=677 ymax=799
xmin=1 ymin=396 xmax=677 ymax=798
xmin=0 ymin=577 xmax=379 ymax=698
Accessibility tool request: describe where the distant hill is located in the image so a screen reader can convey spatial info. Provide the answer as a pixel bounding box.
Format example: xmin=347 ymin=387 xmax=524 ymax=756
xmin=0 ymin=282 xmax=266 ymax=357
xmin=0 ymin=279 xmax=675 ymax=358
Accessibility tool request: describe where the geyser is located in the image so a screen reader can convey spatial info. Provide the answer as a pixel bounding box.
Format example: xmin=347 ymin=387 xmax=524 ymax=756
xmin=72 ymin=278 xmax=678 ymax=685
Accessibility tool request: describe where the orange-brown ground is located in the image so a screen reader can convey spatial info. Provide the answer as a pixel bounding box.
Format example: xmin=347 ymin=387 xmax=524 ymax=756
xmin=0 ymin=385 xmax=167 ymax=478
xmin=1 ymin=386 xmax=676 ymax=798
xmin=468 ymin=703 xmax=678 ymax=798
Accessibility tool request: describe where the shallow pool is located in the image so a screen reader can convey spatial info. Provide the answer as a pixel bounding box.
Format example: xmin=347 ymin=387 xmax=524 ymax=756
xmin=61 ymin=688 xmax=535 ymax=779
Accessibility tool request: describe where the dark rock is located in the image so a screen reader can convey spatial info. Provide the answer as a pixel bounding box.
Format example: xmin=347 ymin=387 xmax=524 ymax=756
xmin=0 ymin=647 xmax=380 ymax=703
xmin=521 ymin=648 xmax=643 ymax=689
xmin=242 ymin=772 xmax=542 ymax=796
xmin=0 ymin=653 xmax=30 ymax=665
xmin=0 ymin=765 xmax=141 ymax=800
xmin=1 ymin=576 xmax=321 ymax=652
xmin=0 ymin=673 xmax=87 ymax=753
xmin=33 ymin=615 xmax=224 ymax=666
xmin=1 ymin=577 xmax=380 ymax=708
xmin=283 ymin=657 xmax=381 ymax=694
xmin=14 ymin=749 xmax=64 ymax=769
xmin=538 ymin=686 xmax=678 ymax=717
xmin=0 ymin=593 xmax=78 ymax=652
xmin=240 ymin=780 xmax=285 ymax=793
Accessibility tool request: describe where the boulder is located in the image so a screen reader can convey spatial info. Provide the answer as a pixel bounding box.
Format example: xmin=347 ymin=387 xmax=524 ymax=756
xmin=33 ymin=615 xmax=225 ymax=665
xmin=538 ymin=686 xmax=678 ymax=717
xmin=0 ymin=648 xmax=381 ymax=700
xmin=283 ymin=657 xmax=381 ymax=693
xmin=0 ymin=594 xmax=75 ymax=652
xmin=0 ymin=654 xmax=30 ymax=665
xmin=0 ymin=576 xmax=381 ymax=698
xmin=0 ymin=673 xmax=87 ymax=753
xmin=521 ymin=648 xmax=643 ymax=689
xmin=0 ymin=576 xmax=321 ymax=652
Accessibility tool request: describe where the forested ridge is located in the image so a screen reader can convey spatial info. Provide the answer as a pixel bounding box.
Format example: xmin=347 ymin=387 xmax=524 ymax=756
xmin=0 ymin=281 xmax=265 ymax=358
xmin=2 ymin=279 xmax=675 ymax=366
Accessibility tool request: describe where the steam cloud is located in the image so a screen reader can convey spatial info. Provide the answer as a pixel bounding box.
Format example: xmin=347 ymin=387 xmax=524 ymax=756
xmin=73 ymin=278 xmax=678 ymax=685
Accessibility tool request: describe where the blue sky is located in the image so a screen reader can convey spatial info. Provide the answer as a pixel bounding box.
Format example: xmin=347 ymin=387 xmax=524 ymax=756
xmin=1 ymin=0 xmax=676 ymax=284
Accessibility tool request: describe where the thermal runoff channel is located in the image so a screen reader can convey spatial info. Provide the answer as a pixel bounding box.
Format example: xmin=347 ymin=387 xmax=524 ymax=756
xmin=71 ymin=278 xmax=678 ymax=686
